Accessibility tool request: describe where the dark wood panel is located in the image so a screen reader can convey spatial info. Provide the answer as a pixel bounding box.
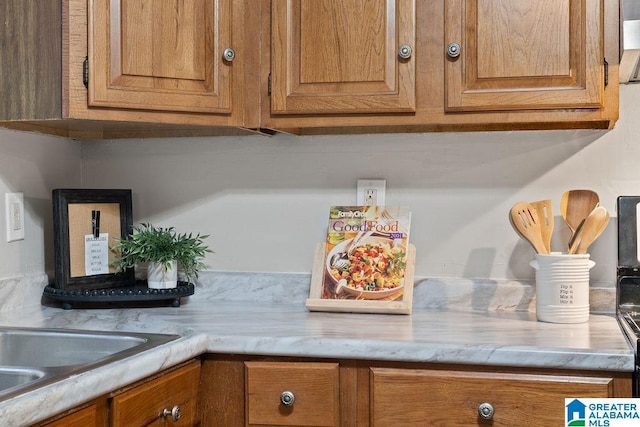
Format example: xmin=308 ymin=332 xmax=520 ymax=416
xmin=0 ymin=1 xmax=62 ymax=120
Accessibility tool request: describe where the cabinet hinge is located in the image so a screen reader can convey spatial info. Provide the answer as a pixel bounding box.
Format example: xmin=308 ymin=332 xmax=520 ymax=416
xmin=83 ymin=56 xmax=89 ymax=89
xmin=604 ymin=58 xmax=608 ymax=87
xmin=268 ymin=73 xmax=271 ymax=96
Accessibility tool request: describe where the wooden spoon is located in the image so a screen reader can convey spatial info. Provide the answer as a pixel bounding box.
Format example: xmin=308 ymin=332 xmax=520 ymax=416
xmin=560 ymin=189 xmax=599 ymax=239
xmin=509 ymin=202 xmax=549 ymax=254
xmin=568 ymin=206 xmax=610 ymax=254
xmin=530 ymin=199 xmax=553 ymax=253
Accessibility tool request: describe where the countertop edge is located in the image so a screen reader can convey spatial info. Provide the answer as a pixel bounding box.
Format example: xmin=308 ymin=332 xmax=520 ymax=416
xmin=202 ymin=335 xmax=635 ymax=372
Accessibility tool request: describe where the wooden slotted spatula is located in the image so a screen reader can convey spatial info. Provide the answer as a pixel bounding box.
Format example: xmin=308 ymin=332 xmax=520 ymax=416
xmin=530 ymin=199 xmax=553 ymax=253
xmin=509 ymin=202 xmax=549 ymax=254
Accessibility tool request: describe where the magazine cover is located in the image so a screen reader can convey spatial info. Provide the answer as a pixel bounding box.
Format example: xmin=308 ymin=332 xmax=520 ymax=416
xmin=321 ymin=206 xmax=411 ymax=301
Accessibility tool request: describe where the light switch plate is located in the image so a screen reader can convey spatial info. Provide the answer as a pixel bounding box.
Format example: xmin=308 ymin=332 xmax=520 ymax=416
xmin=5 ymin=192 xmax=24 ymax=242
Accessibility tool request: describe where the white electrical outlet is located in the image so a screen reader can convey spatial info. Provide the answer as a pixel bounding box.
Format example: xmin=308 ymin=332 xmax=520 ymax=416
xmin=5 ymin=192 xmax=25 ymax=242
xmin=357 ymin=179 xmax=386 ymax=206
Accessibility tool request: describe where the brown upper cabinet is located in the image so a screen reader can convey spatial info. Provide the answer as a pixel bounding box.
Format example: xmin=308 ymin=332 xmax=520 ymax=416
xmin=0 ymin=0 xmax=621 ymax=138
xmin=262 ymin=0 xmax=619 ymax=134
xmin=270 ymin=0 xmax=416 ymax=116
xmin=444 ymin=0 xmax=604 ymax=112
xmin=88 ymin=0 xmax=235 ymax=115
xmin=0 ymin=0 xmax=259 ymax=138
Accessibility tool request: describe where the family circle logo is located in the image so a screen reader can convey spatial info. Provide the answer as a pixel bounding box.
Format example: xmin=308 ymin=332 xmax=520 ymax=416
xmin=565 ymin=398 xmax=640 ymax=427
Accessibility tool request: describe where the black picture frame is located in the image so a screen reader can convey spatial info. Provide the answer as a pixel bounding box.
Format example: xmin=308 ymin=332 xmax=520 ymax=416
xmin=52 ymin=189 xmax=135 ymax=290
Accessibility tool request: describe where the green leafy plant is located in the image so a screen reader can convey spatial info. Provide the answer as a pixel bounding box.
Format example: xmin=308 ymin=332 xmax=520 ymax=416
xmin=112 ymin=223 xmax=211 ymax=283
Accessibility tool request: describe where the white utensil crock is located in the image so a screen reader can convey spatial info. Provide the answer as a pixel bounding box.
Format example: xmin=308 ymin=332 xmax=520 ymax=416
xmin=530 ymin=252 xmax=594 ymax=324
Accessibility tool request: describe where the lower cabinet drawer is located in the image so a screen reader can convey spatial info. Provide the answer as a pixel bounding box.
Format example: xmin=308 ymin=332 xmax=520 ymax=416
xmin=111 ymin=360 xmax=201 ymax=427
xmin=245 ymin=361 xmax=340 ymax=426
xmin=370 ymin=367 xmax=614 ymax=426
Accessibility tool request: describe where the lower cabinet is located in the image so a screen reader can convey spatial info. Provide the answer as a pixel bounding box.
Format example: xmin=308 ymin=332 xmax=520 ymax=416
xmin=370 ymin=367 xmax=624 ymax=426
xmin=35 ymin=354 xmax=633 ymax=426
xmin=111 ymin=359 xmax=201 ymax=426
xmin=198 ymin=355 xmax=632 ymax=427
xmin=37 ymin=359 xmax=201 ymax=427
xmin=198 ymin=356 xmax=360 ymax=427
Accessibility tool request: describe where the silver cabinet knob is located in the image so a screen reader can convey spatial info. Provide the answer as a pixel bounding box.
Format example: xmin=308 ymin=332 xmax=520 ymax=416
xmin=446 ymin=42 xmax=461 ymax=58
xmin=280 ymin=390 xmax=295 ymax=406
xmin=398 ymin=44 xmax=413 ymax=59
xmin=162 ymin=405 xmax=181 ymax=422
xmin=223 ymin=48 xmax=236 ymax=62
xmin=478 ymin=402 xmax=494 ymax=420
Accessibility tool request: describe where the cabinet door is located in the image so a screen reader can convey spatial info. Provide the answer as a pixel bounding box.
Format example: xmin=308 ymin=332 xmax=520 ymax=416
xmin=271 ymin=0 xmax=416 ymax=115
xmin=88 ymin=0 xmax=233 ymax=114
xmin=370 ymin=367 xmax=614 ymax=426
xmin=111 ymin=360 xmax=200 ymax=427
xmin=444 ymin=0 xmax=604 ymax=112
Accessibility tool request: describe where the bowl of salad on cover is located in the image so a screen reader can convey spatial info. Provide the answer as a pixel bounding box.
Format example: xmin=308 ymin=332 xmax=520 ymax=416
xmin=326 ymin=236 xmax=407 ymax=299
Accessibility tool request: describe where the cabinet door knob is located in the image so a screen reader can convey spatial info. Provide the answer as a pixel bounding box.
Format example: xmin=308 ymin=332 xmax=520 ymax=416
xmin=162 ymin=405 xmax=181 ymax=422
xmin=478 ymin=402 xmax=494 ymax=420
xmin=280 ymin=390 xmax=296 ymax=406
xmin=223 ymin=48 xmax=236 ymax=62
xmin=446 ymin=42 xmax=461 ymax=58
xmin=398 ymin=44 xmax=413 ymax=60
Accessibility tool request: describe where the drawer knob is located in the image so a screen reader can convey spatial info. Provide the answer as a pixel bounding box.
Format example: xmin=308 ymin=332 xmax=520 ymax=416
xmin=478 ymin=402 xmax=494 ymax=420
xmin=162 ymin=405 xmax=181 ymax=422
xmin=280 ymin=390 xmax=296 ymax=406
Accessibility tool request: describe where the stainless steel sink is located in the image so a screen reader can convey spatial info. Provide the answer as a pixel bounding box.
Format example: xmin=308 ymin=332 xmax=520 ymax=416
xmin=0 ymin=367 xmax=45 ymax=391
xmin=0 ymin=327 xmax=179 ymax=400
xmin=0 ymin=328 xmax=149 ymax=367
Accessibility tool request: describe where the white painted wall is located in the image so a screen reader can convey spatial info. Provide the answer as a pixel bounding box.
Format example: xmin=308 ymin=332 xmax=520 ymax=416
xmin=79 ymin=84 xmax=640 ymax=286
xmin=0 ymin=129 xmax=81 ymax=279
xmin=1 ymin=86 xmax=639 ymax=286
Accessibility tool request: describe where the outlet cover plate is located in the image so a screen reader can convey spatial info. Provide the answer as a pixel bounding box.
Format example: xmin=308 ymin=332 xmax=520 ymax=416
xmin=357 ymin=179 xmax=386 ymax=206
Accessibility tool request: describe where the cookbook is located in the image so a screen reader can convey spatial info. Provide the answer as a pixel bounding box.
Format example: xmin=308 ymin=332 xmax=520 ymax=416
xmin=321 ymin=206 xmax=411 ymax=301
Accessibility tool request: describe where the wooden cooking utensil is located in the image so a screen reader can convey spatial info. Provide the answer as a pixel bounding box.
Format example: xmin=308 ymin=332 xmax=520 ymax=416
xmin=568 ymin=206 xmax=609 ymax=254
xmin=509 ymin=202 xmax=549 ymax=254
xmin=530 ymin=199 xmax=553 ymax=253
xmin=560 ymin=189 xmax=600 ymax=241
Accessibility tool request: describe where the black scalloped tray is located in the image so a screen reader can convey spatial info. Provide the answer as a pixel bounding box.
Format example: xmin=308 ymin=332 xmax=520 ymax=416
xmin=42 ymin=281 xmax=194 ymax=310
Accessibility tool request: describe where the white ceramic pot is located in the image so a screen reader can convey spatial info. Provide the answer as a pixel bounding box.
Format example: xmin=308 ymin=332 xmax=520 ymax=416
xmin=530 ymin=253 xmax=594 ymax=324
xmin=147 ymin=260 xmax=178 ymax=289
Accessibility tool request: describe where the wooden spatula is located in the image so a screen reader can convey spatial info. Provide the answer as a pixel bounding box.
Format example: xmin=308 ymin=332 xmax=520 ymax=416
xmin=509 ymin=202 xmax=549 ymax=254
xmin=530 ymin=199 xmax=553 ymax=253
xmin=560 ymin=190 xmax=599 ymax=247
xmin=568 ymin=206 xmax=609 ymax=254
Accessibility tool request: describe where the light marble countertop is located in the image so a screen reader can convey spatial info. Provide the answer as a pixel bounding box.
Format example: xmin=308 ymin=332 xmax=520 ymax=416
xmin=0 ymin=272 xmax=634 ymax=426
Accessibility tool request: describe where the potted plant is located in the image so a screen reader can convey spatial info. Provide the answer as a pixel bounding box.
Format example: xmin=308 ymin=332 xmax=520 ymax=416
xmin=112 ymin=223 xmax=211 ymax=289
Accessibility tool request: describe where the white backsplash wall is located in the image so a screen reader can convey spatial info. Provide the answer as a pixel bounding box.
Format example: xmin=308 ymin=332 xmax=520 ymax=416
xmin=0 ymin=129 xmax=81 ymax=279
xmin=78 ymin=84 xmax=640 ymax=286
xmin=0 ymin=83 xmax=625 ymax=287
